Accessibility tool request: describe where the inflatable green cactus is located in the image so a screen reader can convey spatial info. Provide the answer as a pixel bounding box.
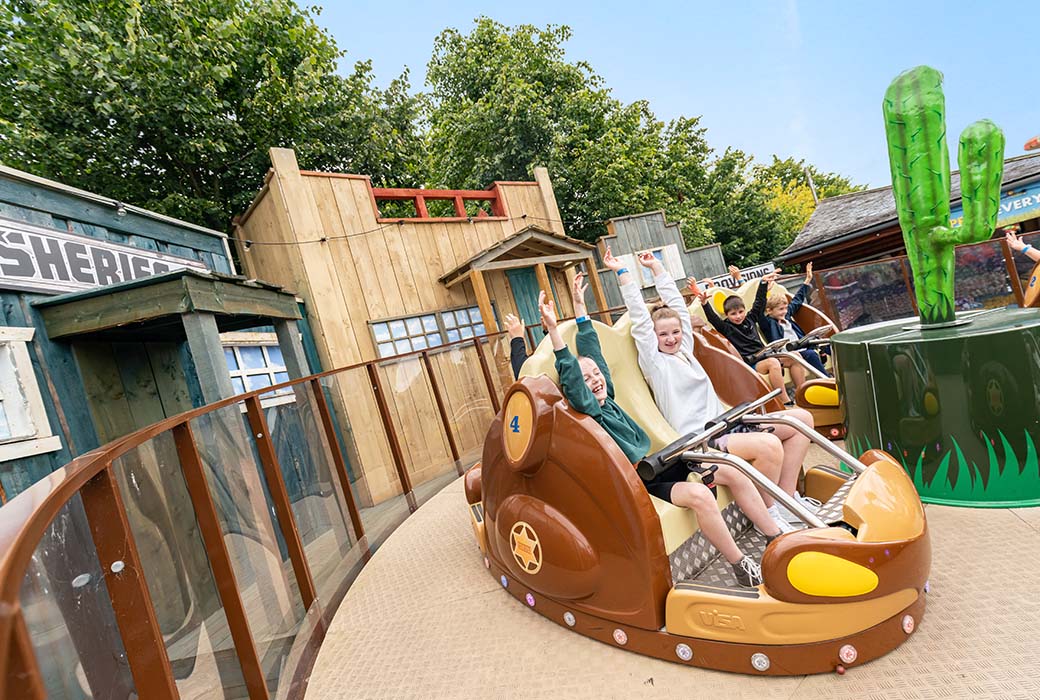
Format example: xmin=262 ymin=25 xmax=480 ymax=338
xmin=883 ymin=66 xmax=1005 ymax=325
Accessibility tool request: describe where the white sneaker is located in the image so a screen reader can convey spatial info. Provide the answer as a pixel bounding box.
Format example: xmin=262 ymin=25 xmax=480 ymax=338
xmin=731 ymin=556 xmax=763 ymax=587
xmin=764 ymin=504 xmax=800 ymax=533
xmin=796 ymin=492 xmax=823 ymax=511
xmin=773 ymin=494 xmax=821 ymax=525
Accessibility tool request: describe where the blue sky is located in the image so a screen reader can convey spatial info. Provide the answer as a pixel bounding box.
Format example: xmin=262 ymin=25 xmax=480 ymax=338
xmin=316 ymin=1 xmax=1039 ymax=189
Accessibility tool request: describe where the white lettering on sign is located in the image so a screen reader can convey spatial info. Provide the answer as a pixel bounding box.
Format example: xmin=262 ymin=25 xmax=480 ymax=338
xmin=707 ymin=262 xmax=776 ymax=289
xmin=0 ymin=217 xmax=208 ymax=295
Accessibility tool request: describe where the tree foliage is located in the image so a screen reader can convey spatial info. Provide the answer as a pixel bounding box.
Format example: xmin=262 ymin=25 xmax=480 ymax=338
xmin=0 ymin=0 xmax=427 ymax=230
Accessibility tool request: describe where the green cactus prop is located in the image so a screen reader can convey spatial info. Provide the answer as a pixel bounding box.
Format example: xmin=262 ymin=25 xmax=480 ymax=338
xmin=883 ymin=66 xmax=1005 ymax=325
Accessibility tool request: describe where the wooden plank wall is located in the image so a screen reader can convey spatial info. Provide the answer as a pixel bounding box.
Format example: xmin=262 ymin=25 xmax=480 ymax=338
xmin=234 ymin=150 xmax=578 ymax=503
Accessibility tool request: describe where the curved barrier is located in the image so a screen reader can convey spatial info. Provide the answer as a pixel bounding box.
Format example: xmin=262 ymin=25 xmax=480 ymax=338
xmin=0 ymin=306 xmax=609 ymax=699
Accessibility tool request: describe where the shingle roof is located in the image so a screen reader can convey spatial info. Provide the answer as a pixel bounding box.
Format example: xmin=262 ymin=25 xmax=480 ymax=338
xmin=779 ymin=152 xmax=1040 ymax=260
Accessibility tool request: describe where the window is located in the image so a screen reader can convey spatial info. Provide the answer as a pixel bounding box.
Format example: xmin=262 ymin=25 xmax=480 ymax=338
xmin=370 ymin=306 xmax=485 ymax=358
xmin=0 ymin=327 xmax=62 ymax=461
xmin=221 ymin=333 xmax=293 ymax=407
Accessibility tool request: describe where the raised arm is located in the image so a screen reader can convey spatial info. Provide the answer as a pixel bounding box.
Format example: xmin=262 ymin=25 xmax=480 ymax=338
xmin=570 ymin=272 xmax=615 ymax=398
xmin=608 ymin=247 xmax=660 ymax=359
xmin=541 ymin=290 xmax=600 ymax=416
xmin=1007 ymin=231 xmax=1040 ymax=264
xmin=695 ymin=279 xmax=727 ymax=333
xmin=787 ymin=263 xmax=813 ymax=317
xmin=749 ymin=271 xmax=775 ymax=321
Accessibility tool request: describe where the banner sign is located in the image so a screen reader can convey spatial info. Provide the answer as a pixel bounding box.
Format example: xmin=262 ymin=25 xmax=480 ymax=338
xmin=707 ymin=262 xmax=776 ymax=289
xmin=0 ymin=217 xmax=207 ymax=295
xmin=951 ymin=181 xmax=1040 ymax=229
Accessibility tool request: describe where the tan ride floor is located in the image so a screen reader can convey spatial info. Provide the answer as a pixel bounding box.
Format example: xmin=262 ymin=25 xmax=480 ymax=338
xmin=307 ymin=445 xmax=1040 ymax=700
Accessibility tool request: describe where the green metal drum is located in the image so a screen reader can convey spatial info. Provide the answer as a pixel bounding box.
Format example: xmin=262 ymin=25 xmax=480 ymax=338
xmin=833 ymin=308 xmax=1040 ymax=507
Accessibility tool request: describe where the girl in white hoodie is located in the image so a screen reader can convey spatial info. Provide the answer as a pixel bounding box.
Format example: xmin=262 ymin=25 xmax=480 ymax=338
xmin=609 ymin=249 xmax=817 ymax=526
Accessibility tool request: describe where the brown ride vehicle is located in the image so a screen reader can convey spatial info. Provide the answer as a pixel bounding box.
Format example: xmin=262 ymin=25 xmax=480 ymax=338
xmin=464 ymin=315 xmax=930 ymax=676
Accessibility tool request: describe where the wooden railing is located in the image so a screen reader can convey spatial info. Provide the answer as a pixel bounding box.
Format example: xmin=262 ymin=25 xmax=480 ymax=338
xmin=0 ymin=304 xmax=630 ymax=700
xmin=370 ymin=186 xmax=506 ymax=222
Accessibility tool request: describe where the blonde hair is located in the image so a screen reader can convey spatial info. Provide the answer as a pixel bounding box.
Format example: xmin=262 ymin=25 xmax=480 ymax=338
xmin=765 ymin=295 xmax=788 ymax=313
xmin=649 ymin=302 xmax=681 ymax=325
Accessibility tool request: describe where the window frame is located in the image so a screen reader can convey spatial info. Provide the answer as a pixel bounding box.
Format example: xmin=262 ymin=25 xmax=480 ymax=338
xmin=368 ymin=304 xmax=489 ymax=360
xmin=0 ymin=326 xmax=62 ymax=462
xmin=220 ymin=332 xmax=295 ymax=409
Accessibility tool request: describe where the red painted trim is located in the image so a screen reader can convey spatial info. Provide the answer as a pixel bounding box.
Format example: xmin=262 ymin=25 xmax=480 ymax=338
xmin=371 ymin=187 xmax=498 ymax=199
xmin=375 ymin=217 xmax=508 ymax=224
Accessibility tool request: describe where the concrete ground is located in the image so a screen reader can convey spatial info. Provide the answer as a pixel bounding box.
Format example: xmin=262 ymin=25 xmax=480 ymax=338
xmin=306 ymin=443 xmax=1040 ymax=699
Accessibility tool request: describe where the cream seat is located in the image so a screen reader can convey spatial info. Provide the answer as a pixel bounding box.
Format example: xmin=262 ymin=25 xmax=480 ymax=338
xmin=519 ymin=316 xmax=737 ymax=555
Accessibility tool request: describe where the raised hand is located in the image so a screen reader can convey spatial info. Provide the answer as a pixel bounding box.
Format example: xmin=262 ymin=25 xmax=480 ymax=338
xmin=728 ymin=264 xmax=742 ymax=281
xmin=637 ymin=251 xmax=656 ymax=268
xmin=804 ymin=261 xmax=814 ymax=284
xmin=572 ymin=272 xmax=589 ymax=302
xmin=762 ymin=271 xmax=780 ymax=287
xmin=1006 ymin=231 xmax=1025 ymax=252
xmin=538 ymin=290 xmax=558 ymax=330
xmin=687 ymin=277 xmax=706 ymax=299
xmin=602 ymin=245 xmax=624 ymax=271
xmin=504 ymin=313 xmax=524 ymax=340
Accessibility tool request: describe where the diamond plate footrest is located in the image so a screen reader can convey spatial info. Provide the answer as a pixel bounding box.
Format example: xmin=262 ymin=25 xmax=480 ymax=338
xmin=668 ymin=502 xmax=752 ymax=584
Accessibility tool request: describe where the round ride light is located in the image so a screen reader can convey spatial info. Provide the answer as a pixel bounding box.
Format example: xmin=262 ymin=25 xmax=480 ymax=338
xmin=750 ymin=653 xmax=770 ymax=672
xmin=902 ymin=614 xmax=915 ymax=634
xmin=500 ymin=575 xmax=509 ymax=589
xmin=838 ymin=644 xmax=858 ymax=665
xmin=503 ymin=390 xmax=534 ymax=463
xmin=563 ymin=611 xmax=576 ymax=627
xmin=675 ymin=644 xmax=693 ymax=662
xmin=525 ymin=593 xmax=536 ymax=607
xmin=612 ymin=629 xmax=628 ymax=646
xmin=787 ymin=552 xmax=879 ymax=597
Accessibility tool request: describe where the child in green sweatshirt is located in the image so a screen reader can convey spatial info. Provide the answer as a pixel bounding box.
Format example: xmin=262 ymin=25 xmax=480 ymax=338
xmin=539 ymin=276 xmax=765 ymax=587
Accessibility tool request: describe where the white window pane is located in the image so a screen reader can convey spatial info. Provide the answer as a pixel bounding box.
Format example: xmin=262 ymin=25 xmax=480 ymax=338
xmin=224 ymin=348 xmax=238 ymax=370
xmin=394 ymin=339 xmax=412 ymax=354
xmin=239 ymin=346 xmax=266 ymax=370
xmin=426 ymin=333 xmax=443 ymax=347
xmin=266 ymin=345 xmax=284 ymax=368
xmin=422 ymin=315 xmax=438 ymax=332
xmin=468 ymin=306 xmax=481 ymax=322
xmin=0 ymin=401 xmax=10 ymax=440
xmin=446 ymin=329 xmax=460 ymax=342
xmin=373 ymin=323 xmax=391 ymax=342
xmin=378 ymin=342 xmax=395 ymax=357
xmin=459 ymin=326 xmax=474 ymax=339
xmin=474 ymin=324 xmax=486 ymax=336
xmin=246 ymin=374 xmax=272 ymax=391
xmin=389 ymin=320 xmax=407 ymax=338
xmin=231 ymin=377 xmax=246 ymax=394
xmin=412 ymin=335 xmax=427 ymax=350
xmin=405 ymin=317 xmax=423 ymax=336
xmin=443 ymin=311 xmax=456 ymax=328
xmin=455 ymin=309 xmax=470 ymax=324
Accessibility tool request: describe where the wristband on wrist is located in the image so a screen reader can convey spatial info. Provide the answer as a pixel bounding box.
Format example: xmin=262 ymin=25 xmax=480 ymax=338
xmin=616 ymin=267 xmax=628 ymax=276
xmin=575 ymin=315 xmax=589 ymax=323
xmin=1023 ymin=244 xmax=1033 ymax=254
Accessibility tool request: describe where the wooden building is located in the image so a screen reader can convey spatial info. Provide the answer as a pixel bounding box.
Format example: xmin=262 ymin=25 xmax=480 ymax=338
xmin=233 ymin=148 xmax=610 ymax=505
xmin=593 ymin=211 xmax=726 ymax=308
xmin=779 ymin=152 xmax=1040 ymax=268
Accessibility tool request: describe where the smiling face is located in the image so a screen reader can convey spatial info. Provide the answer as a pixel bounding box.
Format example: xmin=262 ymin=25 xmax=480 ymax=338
xmin=766 ymin=299 xmax=789 ymax=320
xmin=725 ymin=304 xmax=747 ymax=325
xmin=578 ymin=356 xmax=608 ymax=404
xmin=654 ymin=316 xmax=683 ymax=354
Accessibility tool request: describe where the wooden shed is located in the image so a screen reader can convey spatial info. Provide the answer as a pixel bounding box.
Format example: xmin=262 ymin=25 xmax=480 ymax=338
xmin=233 ymin=148 xmax=609 ymax=505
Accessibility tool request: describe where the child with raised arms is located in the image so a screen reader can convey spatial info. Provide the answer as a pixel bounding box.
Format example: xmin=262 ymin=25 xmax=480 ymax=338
xmin=542 ymin=276 xmax=776 ymax=586
xmin=759 ymin=262 xmax=829 ymax=385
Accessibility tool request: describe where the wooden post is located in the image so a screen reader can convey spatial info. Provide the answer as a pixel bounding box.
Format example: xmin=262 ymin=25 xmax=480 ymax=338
xmin=181 ymin=312 xmax=235 ymax=403
xmin=421 ymin=351 xmax=462 ymax=473
xmin=1001 ymin=239 xmax=1026 ymax=306
xmin=469 ymin=269 xmax=499 ymax=333
xmin=309 ymin=379 xmax=366 ymax=541
xmin=173 ymin=422 xmax=269 ymax=700
xmin=534 ymin=263 xmax=554 ymax=305
xmin=80 ymin=467 xmax=179 ymax=700
xmin=366 ymin=364 xmax=417 ymax=513
xmin=453 ymin=196 xmax=467 ymax=217
xmin=473 ymin=337 xmax=502 ymax=414
xmin=532 ymin=167 xmax=566 ymax=237
xmin=273 ymin=319 xmax=309 ymax=379
xmin=244 ymin=396 xmax=317 ymax=610
xmin=585 ymin=256 xmax=611 ymax=324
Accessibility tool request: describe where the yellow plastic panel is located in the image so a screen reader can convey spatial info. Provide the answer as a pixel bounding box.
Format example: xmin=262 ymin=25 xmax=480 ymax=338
xmin=844 ymin=461 xmax=926 ymax=542
xmin=803 ymin=385 xmax=840 ymax=407
xmin=787 ymin=551 xmax=879 ymax=597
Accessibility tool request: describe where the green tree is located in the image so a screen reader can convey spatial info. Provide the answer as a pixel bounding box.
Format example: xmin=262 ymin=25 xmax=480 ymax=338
xmin=0 ymin=0 xmax=427 ymax=230
xmin=702 ymin=149 xmax=786 ymax=265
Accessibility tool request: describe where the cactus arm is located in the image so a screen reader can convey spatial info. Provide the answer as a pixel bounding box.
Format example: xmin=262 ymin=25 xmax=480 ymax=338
xmin=936 ymin=120 xmax=1005 ymax=246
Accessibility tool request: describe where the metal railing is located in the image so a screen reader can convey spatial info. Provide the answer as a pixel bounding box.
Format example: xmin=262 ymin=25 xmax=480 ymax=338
xmin=0 ymin=301 xmax=633 ymax=699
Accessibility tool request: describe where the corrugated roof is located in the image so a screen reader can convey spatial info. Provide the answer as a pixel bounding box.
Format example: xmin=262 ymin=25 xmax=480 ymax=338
xmin=780 ymin=152 xmax=1040 ymax=260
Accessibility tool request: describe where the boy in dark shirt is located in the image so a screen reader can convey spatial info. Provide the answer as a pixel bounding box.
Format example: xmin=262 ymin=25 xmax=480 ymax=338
xmin=697 ymin=272 xmax=788 ymax=400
